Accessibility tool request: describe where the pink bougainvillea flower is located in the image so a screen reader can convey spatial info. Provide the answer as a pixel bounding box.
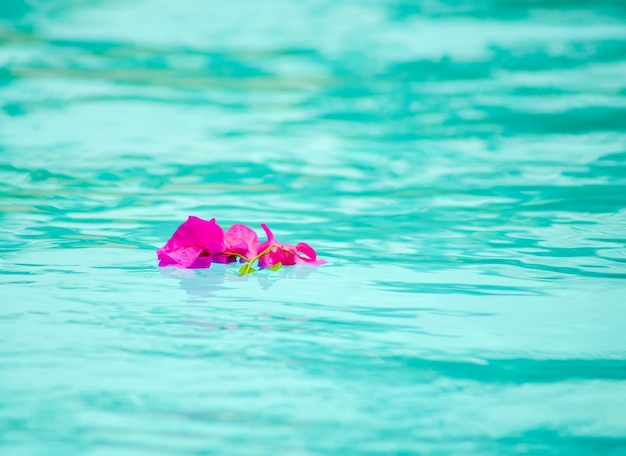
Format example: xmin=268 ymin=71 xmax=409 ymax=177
xmin=223 ymin=224 xmax=260 ymax=262
xmin=157 ymin=216 xmax=226 ymax=268
xmin=257 ymin=224 xmax=326 ymax=268
xmin=157 ymin=217 xmax=326 ymax=273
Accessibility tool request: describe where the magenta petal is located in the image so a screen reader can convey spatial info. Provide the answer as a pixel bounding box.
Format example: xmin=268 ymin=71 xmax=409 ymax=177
xmin=293 ymin=254 xmax=326 ymax=265
xmin=165 ymin=216 xmax=225 ymax=254
xmin=257 ymin=239 xmax=295 ymax=268
xmin=260 ymin=224 xmax=275 ymax=243
xmin=296 ymin=242 xmax=316 ymax=260
xmin=257 ymin=224 xmax=277 ymax=267
xmin=157 ymin=249 xmax=179 ymax=267
xmin=257 ymin=253 xmax=275 ymax=269
xmin=297 ymin=257 xmax=327 ymax=266
xmin=187 ymin=255 xmax=214 ymax=269
xmin=257 ymin=226 xmax=326 ymax=268
xmin=211 ymin=253 xmax=237 ymax=264
xmin=157 ymin=245 xmax=208 ymax=268
xmin=294 ymin=242 xmax=326 ymax=265
xmin=225 ymin=224 xmax=260 ymax=259
xmin=258 ymin=247 xmax=295 ymax=268
xmin=157 ymin=216 xmax=225 ymax=268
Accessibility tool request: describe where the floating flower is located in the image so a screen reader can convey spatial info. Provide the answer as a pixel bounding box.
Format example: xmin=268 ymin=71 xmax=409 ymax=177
xmin=157 ymin=216 xmax=325 ymax=275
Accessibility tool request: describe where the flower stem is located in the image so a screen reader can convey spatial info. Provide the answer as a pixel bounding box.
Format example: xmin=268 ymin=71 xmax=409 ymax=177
xmin=228 ymin=244 xmax=293 ymax=275
xmin=242 ymin=245 xmax=276 ymax=274
xmin=223 ymin=251 xmax=251 ymax=263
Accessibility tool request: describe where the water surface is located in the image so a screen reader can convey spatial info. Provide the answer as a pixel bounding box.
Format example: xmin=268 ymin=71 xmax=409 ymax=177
xmin=1 ymin=0 xmax=626 ymax=454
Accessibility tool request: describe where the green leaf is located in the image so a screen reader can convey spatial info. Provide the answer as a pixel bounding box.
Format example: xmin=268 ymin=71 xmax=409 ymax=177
xmin=238 ymin=264 xmax=257 ymax=275
xmin=269 ymin=262 xmax=282 ymax=272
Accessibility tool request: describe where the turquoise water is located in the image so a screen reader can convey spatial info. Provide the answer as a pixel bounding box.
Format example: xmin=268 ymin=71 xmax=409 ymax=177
xmin=1 ymin=0 xmax=626 ymax=454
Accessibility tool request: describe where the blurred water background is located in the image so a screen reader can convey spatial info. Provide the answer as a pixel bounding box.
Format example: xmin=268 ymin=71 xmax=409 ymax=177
xmin=1 ymin=0 xmax=626 ymax=454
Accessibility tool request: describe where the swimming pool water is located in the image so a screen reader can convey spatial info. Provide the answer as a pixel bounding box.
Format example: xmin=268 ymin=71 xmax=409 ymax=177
xmin=1 ymin=0 xmax=626 ymax=454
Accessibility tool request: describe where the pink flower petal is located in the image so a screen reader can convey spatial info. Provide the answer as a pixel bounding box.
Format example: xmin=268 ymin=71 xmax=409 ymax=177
xmin=256 ymin=225 xmax=326 ymax=268
xmin=210 ymin=253 xmax=237 ymax=264
xmin=296 ymin=242 xmax=316 ymax=260
xmin=157 ymin=216 xmax=225 ymax=268
xmin=260 ymin=224 xmax=275 ymax=243
xmin=294 ymin=242 xmax=327 ymax=265
xmin=258 ymin=245 xmax=296 ymax=268
xmin=158 ymin=245 xmax=198 ymax=267
xmin=224 ymin=224 xmax=260 ymax=261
